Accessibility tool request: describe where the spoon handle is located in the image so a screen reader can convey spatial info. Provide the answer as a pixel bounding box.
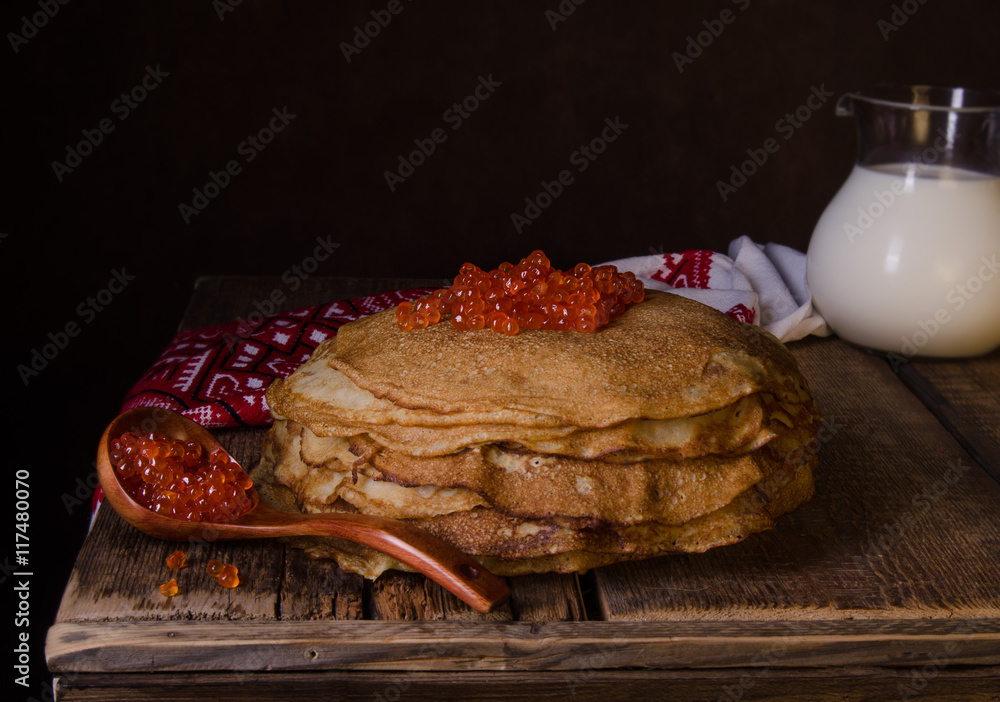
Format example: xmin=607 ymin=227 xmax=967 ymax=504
xmin=291 ymin=512 xmax=511 ymax=613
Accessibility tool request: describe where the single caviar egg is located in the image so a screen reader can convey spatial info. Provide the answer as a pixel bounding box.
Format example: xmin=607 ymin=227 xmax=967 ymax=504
xmin=165 ymin=550 xmax=187 ymax=569
xmin=206 ymin=559 xmax=224 ymax=578
xmin=396 ymin=250 xmax=643 ymax=335
xmin=109 ymin=431 xmax=254 ymax=523
xmin=218 ymin=564 xmax=240 ymax=588
xmin=159 ymin=578 xmax=179 ymax=597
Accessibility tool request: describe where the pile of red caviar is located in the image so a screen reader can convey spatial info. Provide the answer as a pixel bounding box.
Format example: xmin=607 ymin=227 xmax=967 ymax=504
xmin=396 ymin=250 xmax=644 ymax=335
xmin=108 ymin=431 xmax=253 ymax=522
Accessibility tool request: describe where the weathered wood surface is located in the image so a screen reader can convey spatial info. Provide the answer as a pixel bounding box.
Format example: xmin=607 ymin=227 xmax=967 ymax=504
xmin=896 ymin=349 xmax=1000 ymax=483
xmin=44 ymin=618 xmax=1000 ymax=673
xmin=46 ymin=276 xmax=1000 ymax=698
xmin=594 ymin=337 xmax=1000 ymax=621
xmin=53 ymin=667 xmax=1000 ymax=702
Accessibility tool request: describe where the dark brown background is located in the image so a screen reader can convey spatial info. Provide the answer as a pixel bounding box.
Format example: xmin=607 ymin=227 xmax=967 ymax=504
xmin=6 ymin=0 xmax=999 ymax=695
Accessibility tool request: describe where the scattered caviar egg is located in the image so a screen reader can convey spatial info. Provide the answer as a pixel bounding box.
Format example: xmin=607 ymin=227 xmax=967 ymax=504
xmin=159 ymin=578 xmax=179 ymax=597
xmin=206 ymin=559 xmax=224 ymax=578
xmin=396 ymin=250 xmax=644 ymax=335
xmin=165 ymin=550 xmax=187 ymax=569
xmin=218 ymin=564 xmax=240 ymax=588
xmin=109 ymin=432 xmax=254 ymax=522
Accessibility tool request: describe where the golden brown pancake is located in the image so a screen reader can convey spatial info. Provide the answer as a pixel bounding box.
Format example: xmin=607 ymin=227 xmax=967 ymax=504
xmin=319 ymin=290 xmax=812 ymax=426
xmin=250 ymin=454 xmax=815 ymax=578
xmin=255 ymin=288 xmax=821 ymax=578
xmin=269 ymin=386 xmax=780 ymax=460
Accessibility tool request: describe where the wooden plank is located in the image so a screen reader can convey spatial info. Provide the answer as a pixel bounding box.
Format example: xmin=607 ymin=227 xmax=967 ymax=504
xmin=368 ymin=571 xmax=513 ymax=622
xmin=51 ymin=668 xmax=1000 ymax=702
xmin=54 ymin=506 xmax=283 ymax=623
xmin=896 ymin=350 xmax=1000 ymax=483
xmin=594 ymin=337 xmax=1000 ymax=621
xmin=44 ymin=619 xmax=1000 ymax=673
xmin=279 ymin=549 xmax=365 ymax=621
xmin=508 ymin=574 xmax=586 ymax=622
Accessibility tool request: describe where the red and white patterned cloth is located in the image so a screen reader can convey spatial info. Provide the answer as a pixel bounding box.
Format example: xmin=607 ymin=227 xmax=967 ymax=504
xmin=121 ymin=239 xmax=828 ymax=430
xmin=602 ymin=236 xmax=829 ymax=342
xmin=121 ymin=288 xmax=436 ymax=427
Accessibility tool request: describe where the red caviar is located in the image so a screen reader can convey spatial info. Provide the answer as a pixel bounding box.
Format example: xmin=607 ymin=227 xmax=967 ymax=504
xmin=396 ymin=250 xmax=644 ymax=334
xmin=218 ymin=564 xmax=240 ymax=588
xmin=108 ymin=431 xmax=253 ymax=522
xmin=206 ymin=559 xmax=224 ymax=578
xmin=159 ymin=578 xmax=179 ymax=597
xmin=165 ymin=550 xmax=187 ymax=569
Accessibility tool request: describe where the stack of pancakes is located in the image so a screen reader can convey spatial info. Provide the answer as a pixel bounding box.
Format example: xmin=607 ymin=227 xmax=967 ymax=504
xmin=252 ymin=290 xmax=820 ymax=577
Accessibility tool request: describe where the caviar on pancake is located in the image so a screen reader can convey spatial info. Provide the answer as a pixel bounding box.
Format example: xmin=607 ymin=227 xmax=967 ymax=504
xmin=395 ymin=250 xmax=645 ymax=335
xmin=108 ymin=431 xmax=254 ymax=522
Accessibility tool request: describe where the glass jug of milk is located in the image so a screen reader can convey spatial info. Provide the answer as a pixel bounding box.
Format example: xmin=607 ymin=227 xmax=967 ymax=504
xmin=807 ymin=85 xmax=1000 ymax=358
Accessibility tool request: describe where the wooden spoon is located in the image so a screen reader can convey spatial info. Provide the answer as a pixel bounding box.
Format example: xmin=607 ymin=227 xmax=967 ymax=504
xmin=96 ymin=407 xmax=510 ymax=613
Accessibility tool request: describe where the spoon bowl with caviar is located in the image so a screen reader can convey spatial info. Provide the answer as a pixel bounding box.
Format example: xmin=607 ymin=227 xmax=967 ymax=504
xmin=96 ymin=407 xmax=510 ymax=613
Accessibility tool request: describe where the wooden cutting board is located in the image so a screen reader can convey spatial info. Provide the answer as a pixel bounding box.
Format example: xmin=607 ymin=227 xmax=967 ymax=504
xmin=45 ymin=277 xmax=1000 ymax=701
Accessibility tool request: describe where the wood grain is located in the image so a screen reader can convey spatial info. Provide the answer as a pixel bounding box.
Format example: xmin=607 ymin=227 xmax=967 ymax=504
xmin=45 ymin=619 xmax=1000 ymax=672
xmin=279 ymin=548 xmax=364 ymax=621
xmin=508 ymin=573 xmax=586 ymax=622
xmin=55 ymin=506 xmax=282 ymax=623
xmin=897 ymin=348 xmax=1000 ymax=483
xmin=52 ymin=668 xmax=1000 ymax=702
xmin=594 ymin=337 xmax=1000 ymax=622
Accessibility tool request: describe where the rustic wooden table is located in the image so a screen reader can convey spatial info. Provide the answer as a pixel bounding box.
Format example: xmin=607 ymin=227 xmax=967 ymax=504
xmin=46 ymin=276 xmax=1000 ymax=701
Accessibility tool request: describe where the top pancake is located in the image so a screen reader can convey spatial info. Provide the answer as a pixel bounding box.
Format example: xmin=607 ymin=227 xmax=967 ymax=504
xmin=322 ymin=290 xmax=812 ymax=427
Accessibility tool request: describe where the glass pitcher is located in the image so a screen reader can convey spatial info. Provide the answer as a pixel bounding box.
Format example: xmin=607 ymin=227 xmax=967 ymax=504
xmin=806 ymin=85 xmax=1000 ymax=358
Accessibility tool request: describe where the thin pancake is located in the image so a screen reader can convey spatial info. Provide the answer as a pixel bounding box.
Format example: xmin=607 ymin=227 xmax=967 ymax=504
xmin=271 ymin=390 xmax=784 ymax=460
xmin=249 ymin=456 xmax=815 ymax=578
xmin=261 ymin=418 xmax=486 ymax=520
xmin=324 ymin=290 xmax=813 ymax=426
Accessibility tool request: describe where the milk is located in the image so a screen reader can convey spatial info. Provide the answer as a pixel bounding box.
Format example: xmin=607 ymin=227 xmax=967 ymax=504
xmin=807 ymin=164 xmax=1000 ymax=357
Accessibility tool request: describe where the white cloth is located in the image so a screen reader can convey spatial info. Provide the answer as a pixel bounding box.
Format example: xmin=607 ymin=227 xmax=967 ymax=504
xmin=602 ymin=236 xmax=830 ymax=342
